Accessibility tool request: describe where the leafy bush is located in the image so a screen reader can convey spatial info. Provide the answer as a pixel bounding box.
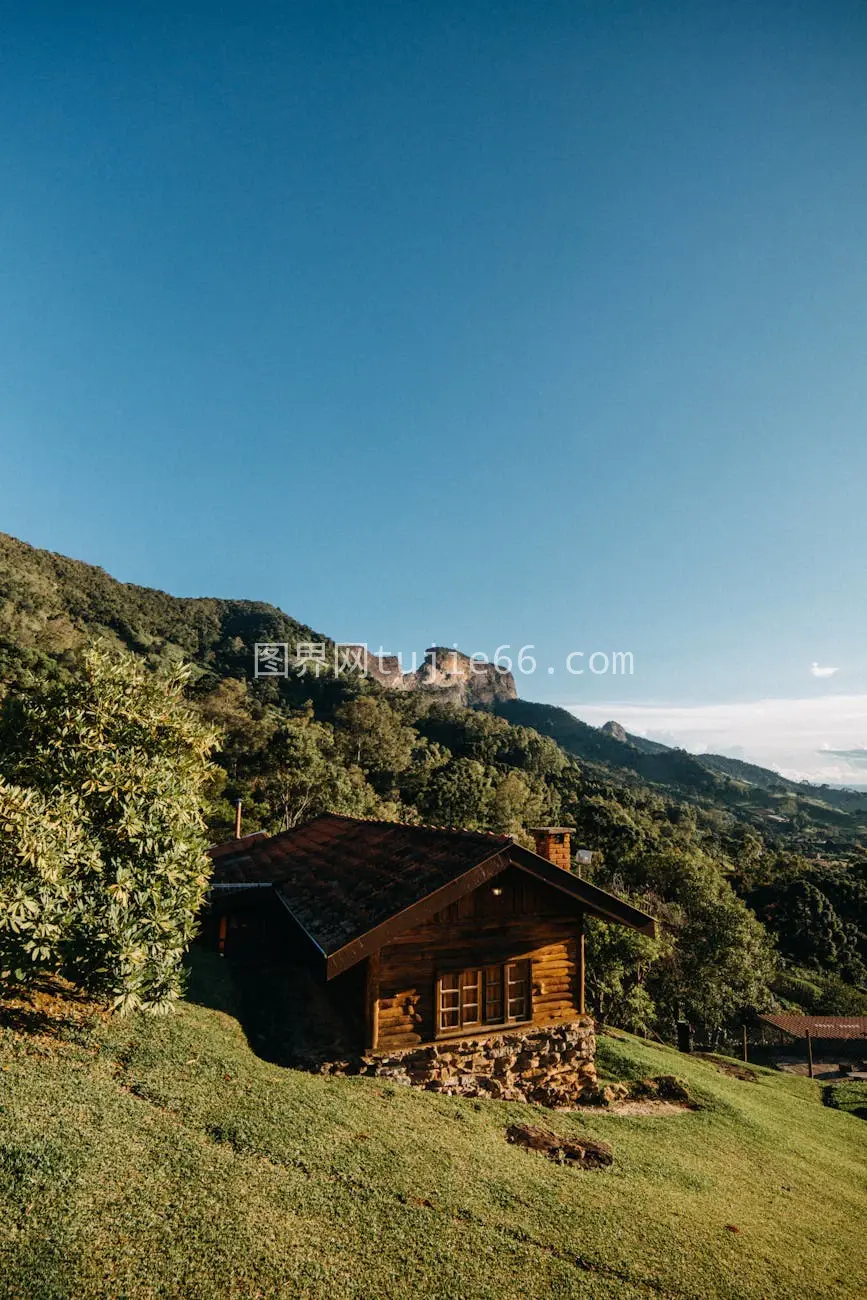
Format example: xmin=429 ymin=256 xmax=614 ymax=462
xmin=0 ymin=644 xmax=217 ymax=1011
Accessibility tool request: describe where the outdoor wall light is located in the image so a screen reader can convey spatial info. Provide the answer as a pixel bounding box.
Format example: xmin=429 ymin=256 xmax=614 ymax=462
xmin=491 ymin=886 xmax=503 ymax=897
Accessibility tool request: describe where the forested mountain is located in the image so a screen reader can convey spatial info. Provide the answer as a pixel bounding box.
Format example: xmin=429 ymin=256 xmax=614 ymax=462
xmin=0 ymin=530 xmax=326 ymax=689
xmin=1 ymin=530 xmax=865 ymax=1041
xmin=611 ymin=717 xmax=867 ymax=815
xmin=496 ymin=699 xmax=867 ymax=842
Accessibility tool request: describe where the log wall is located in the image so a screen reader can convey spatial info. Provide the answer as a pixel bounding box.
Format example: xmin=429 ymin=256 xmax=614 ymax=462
xmin=374 ymin=866 xmax=583 ymax=1050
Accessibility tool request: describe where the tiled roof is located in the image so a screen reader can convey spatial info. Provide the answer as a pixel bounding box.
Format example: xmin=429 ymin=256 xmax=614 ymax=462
xmin=209 ymin=814 xmax=512 ymax=957
xmin=759 ymin=1014 xmax=867 ymax=1041
xmin=209 ymin=831 xmax=268 ymax=859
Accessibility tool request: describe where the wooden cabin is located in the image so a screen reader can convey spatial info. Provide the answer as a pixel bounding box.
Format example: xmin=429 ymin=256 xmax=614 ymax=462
xmin=208 ymin=814 xmax=655 ymax=1057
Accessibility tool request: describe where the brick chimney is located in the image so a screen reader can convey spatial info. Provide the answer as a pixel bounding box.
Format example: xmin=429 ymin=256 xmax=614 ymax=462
xmin=530 ymin=827 xmax=573 ymax=872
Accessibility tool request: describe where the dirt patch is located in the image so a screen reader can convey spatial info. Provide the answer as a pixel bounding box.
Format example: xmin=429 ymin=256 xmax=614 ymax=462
xmin=608 ymin=1099 xmax=692 ymax=1116
xmin=631 ymin=1074 xmax=693 ymax=1103
xmin=774 ymin=1056 xmax=867 ymax=1081
xmin=506 ymin=1122 xmax=613 ymax=1169
xmin=587 ymin=1074 xmax=696 ymax=1110
xmin=692 ymin=1053 xmax=758 ymax=1082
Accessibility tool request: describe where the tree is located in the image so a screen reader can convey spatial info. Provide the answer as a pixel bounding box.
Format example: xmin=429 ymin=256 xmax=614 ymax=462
xmin=638 ymin=851 xmax=777 ymax=1045
xmin=762 ymin=879 xmax=860 ymax=977
xmin=252 ymin=709 xmax=386 ymax=830
xmin=584 ymin=914 xmax=669 ymax=1033
xmin=333 ymin=695 xmax=417 ymax=792
xmin=0 ymin=784 xmax=97 ymax=979
xmin=418 ymin=758 xmax=493 ymax=828
xmin=584 ymin=829 xmax=777 ymax=1046
xmin=197 ymin=677 xmax=277 ymax=781
xmin=0 ymin=644 xmax=218 ymax=1012
xmin=488 ymin=770 xmax=552 ymax=836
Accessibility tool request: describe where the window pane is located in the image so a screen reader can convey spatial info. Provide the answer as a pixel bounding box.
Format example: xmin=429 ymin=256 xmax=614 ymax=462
xmin=439 ymin=973 xmax=460 ymax=1029
xmin=461 ymin=970 xmax=481 ymax=1026
xmin=506 ymin=960 xmax=530 ymax=1021
xmin=439 ymin=964 xmax=530 ymax=1033
xmin=484 ymin=966 xmax=504 ymax=1023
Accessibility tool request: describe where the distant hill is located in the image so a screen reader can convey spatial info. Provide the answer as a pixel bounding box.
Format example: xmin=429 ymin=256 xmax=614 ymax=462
xmin=600 ymin=719 xmax=674 ymax=755
xmin=495 ymin=700 xmax=727 ymax=794
xmin=601 ymin=718 xmax=867 ymax=809
xmin=695 ymin=750 xmax=867 ymax=805
xmin=493 ymin=699 xmax=867 ymax=838
xmin=0 ymin=531 xmax=324 ymax=688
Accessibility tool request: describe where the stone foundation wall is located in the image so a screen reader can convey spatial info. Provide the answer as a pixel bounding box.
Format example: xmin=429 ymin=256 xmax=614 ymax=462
xmin=359 ymin=1018 xmax=597 ymax=1108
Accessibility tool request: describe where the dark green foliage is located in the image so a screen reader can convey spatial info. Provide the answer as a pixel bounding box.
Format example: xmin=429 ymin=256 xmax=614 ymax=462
xmin=584 ymin=916 xmax=667 ymax=1033
xmin=757 ymin=881 xmax=854 ymax=972
xmin=417 ymin=757 xmax=493 ymax=829
xmin=246 ymin=708 xmax=393 ymax=831
xmin=333 ymin=695 xmax=419 ymax=792
xmin=746 ymin=860 xmax=867 ymax=984
xmin=575 ymin=821 xmax=777 ymax=1044
xmin=769 ymin=966 xmax=867 ymax=1015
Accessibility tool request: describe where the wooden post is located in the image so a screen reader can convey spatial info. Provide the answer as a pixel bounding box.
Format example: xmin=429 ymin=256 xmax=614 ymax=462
xmin=365 ymin=950 xmax=381 ymax=1053
xmin=233 ymin=799 xmax=243 ymax=839
xmin=742 ymin=1023 xmax=748 ymax=1063
xmin=577 ymin=916 xmax=586 ymax=1015
xmin=217 ymin=914 xmax=228 ymax=955
xmin=806 ymin=1029 xmax=814 ymax=1079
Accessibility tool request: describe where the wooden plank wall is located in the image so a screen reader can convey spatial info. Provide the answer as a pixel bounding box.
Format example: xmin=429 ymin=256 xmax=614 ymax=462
xmin=374 ymin=866 xmax=583 ymax=1050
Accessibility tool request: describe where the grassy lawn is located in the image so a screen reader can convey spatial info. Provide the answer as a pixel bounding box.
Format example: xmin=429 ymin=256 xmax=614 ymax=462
xmin=1 ymin=952 xmax=865 ymax=1300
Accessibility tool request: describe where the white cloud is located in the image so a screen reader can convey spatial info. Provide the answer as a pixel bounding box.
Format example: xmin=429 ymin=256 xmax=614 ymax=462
xmin=820 ymin=745 xmax=867 ymax=768
xmin=570 ymin=694 xmax=867 ymax=786
xmin=810 ymin=662 xmax=838 ymax=678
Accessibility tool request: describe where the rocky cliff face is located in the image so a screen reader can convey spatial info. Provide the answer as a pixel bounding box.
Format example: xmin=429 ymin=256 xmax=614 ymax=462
xmin=364 ymin=646 xmax=517 ymax=705
xmin=600 ymin=720 xmax=629 ymax=743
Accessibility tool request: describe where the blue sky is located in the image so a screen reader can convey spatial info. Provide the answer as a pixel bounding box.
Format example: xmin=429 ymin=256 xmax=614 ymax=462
xmin=1 ymin=2 xmax=866 ymax=777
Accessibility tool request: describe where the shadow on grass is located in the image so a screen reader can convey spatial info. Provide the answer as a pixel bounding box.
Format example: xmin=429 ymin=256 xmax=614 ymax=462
xmin=184 ymin=945 xmax=363 ymax=1074
xmin=182 ymin=947 xmax=243 ymax=1018
xmin=0 ymin=974 xmax=105 ymax=1045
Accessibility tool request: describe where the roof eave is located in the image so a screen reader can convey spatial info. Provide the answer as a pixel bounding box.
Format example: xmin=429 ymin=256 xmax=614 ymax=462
xmin=508 ymin=844 xmax=657 ymax=936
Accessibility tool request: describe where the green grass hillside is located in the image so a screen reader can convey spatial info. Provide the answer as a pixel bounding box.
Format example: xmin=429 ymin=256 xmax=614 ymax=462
xmin=1 ymin=954 xmax=864 ymax=1299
